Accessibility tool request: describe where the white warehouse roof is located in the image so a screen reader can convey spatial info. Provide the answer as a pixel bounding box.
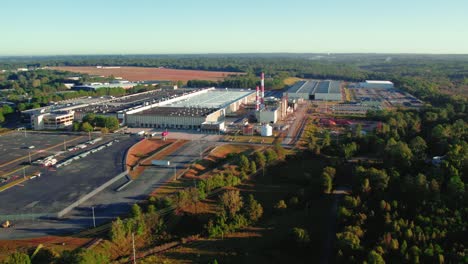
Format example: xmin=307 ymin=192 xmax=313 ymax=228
xmin=365 ymin=80 xmax=394 ymax=84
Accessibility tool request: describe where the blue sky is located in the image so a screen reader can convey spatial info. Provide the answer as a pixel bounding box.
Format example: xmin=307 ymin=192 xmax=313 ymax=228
xmin=1 ymin=0 xmax=467 ymax=55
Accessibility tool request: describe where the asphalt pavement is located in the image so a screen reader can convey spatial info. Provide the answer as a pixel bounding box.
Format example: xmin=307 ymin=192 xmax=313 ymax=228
xmin=0 ymin=139 xmax=217 ymax=239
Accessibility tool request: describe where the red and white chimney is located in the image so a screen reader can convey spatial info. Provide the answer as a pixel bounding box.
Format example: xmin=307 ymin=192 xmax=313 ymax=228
xmin=255 ymin=86 xmax=260 ymax=111
xmin=261 ymin=72 xmax=265 ymax=104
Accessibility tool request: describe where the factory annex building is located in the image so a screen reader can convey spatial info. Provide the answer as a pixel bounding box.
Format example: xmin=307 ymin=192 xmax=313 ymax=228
xmin=287 ymin=80 xmax=342 ymax=101
xmin=125 ymin=88 xmax=255 ymax=131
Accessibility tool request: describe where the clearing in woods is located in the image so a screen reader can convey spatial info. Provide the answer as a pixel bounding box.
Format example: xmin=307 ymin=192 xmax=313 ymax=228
xmin=51 ymin=66 xmax=243 ymax=82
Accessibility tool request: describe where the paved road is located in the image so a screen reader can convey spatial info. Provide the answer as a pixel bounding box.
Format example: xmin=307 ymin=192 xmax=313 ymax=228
xmin=0 ymin=140 xmax=217 ymax=239
xmin=282 ymin=102 xmax=309 ymax=145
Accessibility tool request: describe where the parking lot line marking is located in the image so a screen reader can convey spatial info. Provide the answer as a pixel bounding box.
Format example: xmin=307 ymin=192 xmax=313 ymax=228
xmin=0 ymin=136 xmax=85 ymax=169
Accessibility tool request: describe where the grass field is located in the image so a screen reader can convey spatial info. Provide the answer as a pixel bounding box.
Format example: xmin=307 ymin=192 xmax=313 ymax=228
xmin=0 ymin=236 xmax=91 ymax=261
xmin=223 ymin=135 xmax=276 ymax=144
xmin=283 ymin=77 xmax=303 ymax=86
xmin=51 ymin=66 xmax=243 ymax=82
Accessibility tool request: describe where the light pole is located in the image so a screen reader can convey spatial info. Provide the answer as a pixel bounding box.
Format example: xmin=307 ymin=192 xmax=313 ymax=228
xmin=199 ymin=140 xmax=202 ymax=160
xmin=23 ymin=167 xmax=26 ymax=179
xmin=132 ymin=232 xmax=136 ymax=264
xmin=28 ymin=151 xmax=32 ymax=164
xmin=91 ymin=207 xmax=96 ymax=228
xmin=173 ymin=165 xmax=177 ymax=181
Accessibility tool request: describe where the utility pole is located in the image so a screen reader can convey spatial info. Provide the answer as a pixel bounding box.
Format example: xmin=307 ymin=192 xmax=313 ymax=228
xmin=132 ymin=232 xmax=136 ymax=264
xmin=199 ymin=140 xmax=202 ymax=160
xmin=262 ymin=163 xmax=265 ymax=178
xmin=92 ymin=207 xmax=96 ymax=228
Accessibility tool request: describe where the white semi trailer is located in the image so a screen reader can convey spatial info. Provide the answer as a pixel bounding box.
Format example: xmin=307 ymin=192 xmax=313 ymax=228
xmin=151 ymin=160 xmax=171 ymax=166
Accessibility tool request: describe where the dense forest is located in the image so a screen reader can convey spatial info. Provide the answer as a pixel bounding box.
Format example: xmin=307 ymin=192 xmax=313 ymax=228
xmin=310 ymin=106 xmax=468 ymax=263
xmin=1 ymin=54 xmax=467 ymax=105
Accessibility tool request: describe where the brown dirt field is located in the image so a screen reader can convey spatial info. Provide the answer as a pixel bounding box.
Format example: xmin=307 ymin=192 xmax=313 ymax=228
xmin=126 ymin=138 xmax=176 ymax=178
xmin=0 ymin=236 xmax=91 ymax=260
xmin=51 ymin=66 xmax=243 ymax=82
xmin=128 ymin=139 xmax=188 ymax=179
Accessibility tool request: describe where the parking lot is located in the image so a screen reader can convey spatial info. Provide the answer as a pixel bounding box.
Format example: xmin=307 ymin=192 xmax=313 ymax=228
xmin=0 ymin=136 xmax=138 ymax=216
xmin=324 ymin=88 xmax=423 ymax=115
xmin=0 ymin=132 xmax=91 ymax=181
xmin=350 ymin=88 xmax=423 ymax=109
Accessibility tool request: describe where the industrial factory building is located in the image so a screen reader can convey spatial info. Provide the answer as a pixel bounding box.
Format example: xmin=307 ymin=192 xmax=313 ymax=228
xmin=287 ymin=80 xmax=342 ymax=101
xmin=125 ymin=88 xmax=255 ymax=131
xmin=314 ymin=80 xmax=342 ymax=101
xmin=32 ymin=111 xmax=75 ymax=130
xmin=359 ymin=80 xmax=394 ymax=89
xmin=72 ymin=81 xmax=138 ymax=91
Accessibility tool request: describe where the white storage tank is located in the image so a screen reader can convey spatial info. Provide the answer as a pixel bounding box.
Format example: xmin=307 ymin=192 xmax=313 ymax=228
xmin=261 ymin=124 xmax=273 ymax=137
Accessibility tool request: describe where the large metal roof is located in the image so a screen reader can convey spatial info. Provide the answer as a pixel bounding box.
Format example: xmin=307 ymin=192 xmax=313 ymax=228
xmin=289 ymin=80 xmax=341 ymax=95
xmin=287 ymin=80 xmax=318 ymax=94
xmin=160 ymin=89 xmax=254 ymax=109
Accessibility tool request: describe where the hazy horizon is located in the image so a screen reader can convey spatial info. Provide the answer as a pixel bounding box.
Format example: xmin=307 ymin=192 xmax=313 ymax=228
xmin=2 ymin=0 xmax=467 ymax=56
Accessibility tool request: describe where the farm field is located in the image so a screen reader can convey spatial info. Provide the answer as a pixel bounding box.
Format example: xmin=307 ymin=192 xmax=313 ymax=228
xmin=51 ymin=66 xmax=243 ymax=82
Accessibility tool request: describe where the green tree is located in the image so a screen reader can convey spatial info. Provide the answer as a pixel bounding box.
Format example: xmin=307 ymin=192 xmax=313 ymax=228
xmin=265 ymin=149 xmax=278 ymax=164
xmin=253 ymin=151 xmax=266 ymax=169
xmin=30 ymin=248 xmax=56 ymax=264
xmin=322 ymin=130 xmax=331 ymax=147
xmin=110 ymin=217 xmax=126 ymax=243
xmin=447 ymin=176 xmax=465 ymax=197
xmin=410 ymin=136 xmax=428 ymax=161
xmin=100 ymin=127 xmax=109 ymax=134
xmin=219 ymin=190 xmax=243 ymax=217
xmin=274 ymin=200 xmax=287 ymax=210
xmin=368 ymin=168 xmax=390 ymax=191
xmin=291 ymin=227 xmax=310 ymax=244
xmin=3 ymin=252 xmax=31 ymax=264
xmin=250 ymin=160 xmax=257 ymax=173
xmin=2 ymin=105 xmax=14 ymax=115
xmin=367 ymin=250 xmax=385 ymax=264
xmin=385 ymin=141 xmax=413 ymax=168
xmin=104 ymin=116 xmax=120 ymax=130
xmin=336 ymin=231 xmax=361 ymax=250
xmin=80 ymin=122 xmax=93 ymax=132
xmin=238 ymin=154 xmax=250 ymax=173
xmin=446 ymin=143 xmax=468 ymax=170
xmin=342 ymin=142 xmax=358 ymax=159
xmin=323 ymin=166 xmax=336 ymax=179
xmin=355 ymin=124 xmax=363 ymax=138
xmin=72 ymin=121 xmax=80 ymax=132
xmin=273 ymin=141 xmax=286 ymax=159
xmin=245 ymin=194 xmax=263 ymax=222
xmin=17 ymin=103 xmax=27 ymax=111
xmin=77 ymin=249 xmax=110 ymax=264
xmin=147 ymin=204 xmax=156 ymax=214
xmin=321 ymin=173 xmax=333 ymax=194
xmin=131 ymin=203 xmax=143 ymax=219
xmin=82 ymin=113 xmax=96 ymax=125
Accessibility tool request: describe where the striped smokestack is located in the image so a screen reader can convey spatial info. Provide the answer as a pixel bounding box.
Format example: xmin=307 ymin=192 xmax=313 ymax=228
xmin=261 ymin=72 xmax=265 ymax=103
xmin=255 ymin=85 xmax=260 ymax=111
